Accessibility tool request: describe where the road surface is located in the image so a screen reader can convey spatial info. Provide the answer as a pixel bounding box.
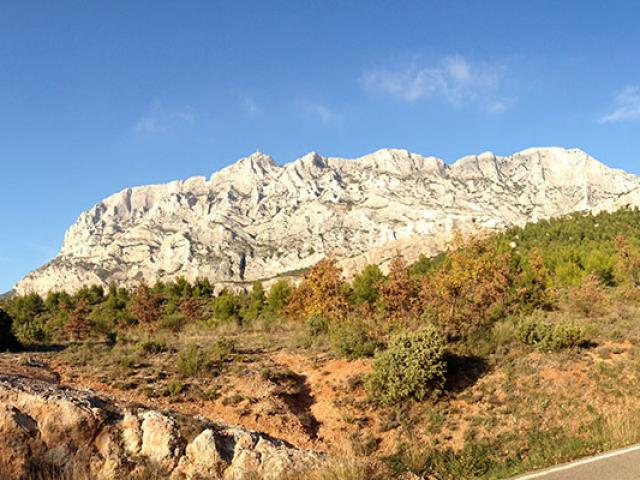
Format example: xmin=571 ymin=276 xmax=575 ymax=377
xmin=512 ymin=445 xmax=640 ymax=479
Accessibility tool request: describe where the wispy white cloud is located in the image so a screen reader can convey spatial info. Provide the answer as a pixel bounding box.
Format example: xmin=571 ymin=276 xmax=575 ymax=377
xmin=133 ymin=102 xmax=197 ymax=135
xmin=300 ymin=102 xmax=343 ymax=126
xmin=241 ymin=96 xmax=262 ymax=117
xmin=600 ymin=86 xmax=640 ymax=123
xmin=362 ymin=54 xmax=513 ymax=113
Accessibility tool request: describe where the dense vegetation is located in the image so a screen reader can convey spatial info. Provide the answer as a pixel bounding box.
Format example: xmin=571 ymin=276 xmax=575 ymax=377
xmin=3 ymin=207 xmax=640 ymax=359
xmin=3 ymin=208 xmax=640 ymax=478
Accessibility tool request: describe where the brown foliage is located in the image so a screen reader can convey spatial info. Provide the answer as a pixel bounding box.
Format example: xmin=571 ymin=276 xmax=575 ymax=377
xmin=180 ymin=297 xmax=206 ymax=323
xmin=379 ymin=253 xmax=418 ymax=321
xmin=572 ymin=272 xmax=608 ymax=317
xmin=65 ymin=299 xmax=90 ymax=341
xmin=130 ymin=283 xmax=162 ymax=329
xmin=286 ymin=257 xmax=349 ymax=320
xmin=419 ymin=237 xmax=512 ymax=337
xmin=615 ymin=235 xmax=640 ymax=288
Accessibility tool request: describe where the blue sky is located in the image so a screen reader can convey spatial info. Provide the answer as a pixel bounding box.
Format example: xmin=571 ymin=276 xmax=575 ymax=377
xmin=1 ymin=0 xmax=640 ymax=292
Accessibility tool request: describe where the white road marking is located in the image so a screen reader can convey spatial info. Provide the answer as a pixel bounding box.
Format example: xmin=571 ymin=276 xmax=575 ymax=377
xmin=511 ymin=444 xmax=640 ymax=479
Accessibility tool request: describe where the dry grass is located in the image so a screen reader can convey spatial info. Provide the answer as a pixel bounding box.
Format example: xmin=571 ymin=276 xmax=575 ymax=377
xmin=282 ymin=455 xmax=387 ymax=480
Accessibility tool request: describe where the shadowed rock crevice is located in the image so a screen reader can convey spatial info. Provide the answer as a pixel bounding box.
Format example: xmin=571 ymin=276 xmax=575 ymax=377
xmin=277 ymin=372 xmax=321 ymax=439
xmin=443 ymin=353 xmax=490 ymax=393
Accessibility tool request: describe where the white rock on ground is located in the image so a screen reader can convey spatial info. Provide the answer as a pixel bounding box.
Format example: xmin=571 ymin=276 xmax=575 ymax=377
xmin=0 ymin=374 xmax=320 ymax=480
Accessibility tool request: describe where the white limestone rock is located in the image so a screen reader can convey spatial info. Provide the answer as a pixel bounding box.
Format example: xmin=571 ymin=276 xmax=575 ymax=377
xmin=14 ymin=147 xmax=640 ymax=295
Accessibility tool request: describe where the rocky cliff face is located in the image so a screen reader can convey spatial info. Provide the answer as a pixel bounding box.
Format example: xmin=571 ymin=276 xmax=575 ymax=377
xmin=0 ymin=374 xmax=319 ymax=480
xmin=15 ymin=147 xmax=640 ymax=295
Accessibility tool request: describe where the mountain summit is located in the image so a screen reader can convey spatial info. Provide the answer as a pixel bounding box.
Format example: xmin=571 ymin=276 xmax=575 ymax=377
xmin=15 ymin=147 xmax=640 ymax=295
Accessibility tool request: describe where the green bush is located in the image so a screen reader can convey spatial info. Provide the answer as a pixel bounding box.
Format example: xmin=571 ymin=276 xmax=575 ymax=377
xmin=516 ymin=319 xmax=587 ymax=351
xmin=138 ymin=339 xmax=167 ymax=355
xmin=176 ymin=343 xmax=211 ymax=377
xmin=266 ymin=279 xmax=292 ymax=314
xmin=167 ymin=380 xmax=184 ymax=397
xmin=119 ymin=356 xmax=136 ymax=369
xmin=211 ymin=292 xmax=241 ymax=323
xmin=366 ymin=325 xmax=446 ymax=405
xmin=209 ymin=337 xmax=236 ymax=362
xmin=299 ymin=315 xmax=329 ymax=348
xmin=329 ymin=318 xmax=379 ymax=359
xmin=351 ymin=264 xmax=384 ymax=305
xmin=160 ymin=312 xmax=186 ymax=332
xmin=13 ymin=317 xmax=48 ymax=344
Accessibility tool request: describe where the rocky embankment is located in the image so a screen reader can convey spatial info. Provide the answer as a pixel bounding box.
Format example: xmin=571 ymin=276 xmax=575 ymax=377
xmin=0 ymin=373 xmax=319 ymax=480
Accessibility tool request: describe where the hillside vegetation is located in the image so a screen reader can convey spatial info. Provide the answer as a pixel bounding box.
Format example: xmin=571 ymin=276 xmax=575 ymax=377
xmin=3 ymin=207 xmax=640 ymax=479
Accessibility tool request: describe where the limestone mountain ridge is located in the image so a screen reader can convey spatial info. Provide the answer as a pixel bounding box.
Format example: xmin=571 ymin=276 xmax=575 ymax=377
xmin=14 ymin=146 xmax=640 ymax=295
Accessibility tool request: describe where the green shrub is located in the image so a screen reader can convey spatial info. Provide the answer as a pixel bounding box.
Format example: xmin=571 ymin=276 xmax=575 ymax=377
xmin=329 ymin=318 xmax=379 ymax=359
xmin=160 ymin=312 xmax=186 ymax=332
xmin=211 ymin=292 xmax=241 ymax=323
xmin=13 ymin=317 xmax=48 ymax=344
xmin=176 ymin=337 xmax=236 ymax=377
xmin=209 ymin=337 xmax=236 ymax=362
xmin=516 ymin=319 xmax=587 ymax=351
xmin=137 ymin=339 xmax=167 ymax=355
xmin=299 ymin=315 xmax=330 ymax=348
xmin=266 ymin=279 xmax=292 ymax=314
xmin=176 ymin=343 xmax=211 ymax=377
xmin=351 ymin=264 xmax=384 ymax=305
xmin=119 ymin=356 xmax=136 ymax=369
xmin=366 ymin=325 xmax=446 ymax=405
xmin=167 ymin=380 xmax=184 ymax=397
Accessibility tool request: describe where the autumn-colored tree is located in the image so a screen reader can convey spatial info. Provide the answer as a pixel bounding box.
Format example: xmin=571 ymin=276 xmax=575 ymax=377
xmin=65 ymin=299 xmax=91 ymax=341
xmin=420 ymin=237 xmax=512 ymax=338
xmin=180 ymin=296 xmax=206 ymax=323
xmin=130 ymin=282 xmax=162 ymax=330
xmin=286 ymin=257 xmax=349 ymax=320
xmin=615 ymin=235 xmax=640 ymax=288
xmin=572 ymin=272 xmax=608 ymax=317
xmin=379 ymin=253 xmax=418 ymax=321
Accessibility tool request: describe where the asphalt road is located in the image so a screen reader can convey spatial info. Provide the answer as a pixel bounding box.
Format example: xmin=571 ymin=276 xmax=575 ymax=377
xmin=512 ymin=445 xmax=640 ymax=479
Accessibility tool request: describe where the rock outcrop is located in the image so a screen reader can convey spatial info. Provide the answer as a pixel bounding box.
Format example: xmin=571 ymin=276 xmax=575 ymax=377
xmin=0 ymin=374 xmax=319 ymax=480
xmin=14 ymin=147 xmax=640 ymax=295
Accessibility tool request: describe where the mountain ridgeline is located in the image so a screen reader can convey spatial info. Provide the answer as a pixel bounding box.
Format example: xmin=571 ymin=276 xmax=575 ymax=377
xmin=15 ymin=147 xmax=640 ymax=295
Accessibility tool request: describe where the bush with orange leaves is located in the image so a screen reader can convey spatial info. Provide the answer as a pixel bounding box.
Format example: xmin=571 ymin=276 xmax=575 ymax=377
xmin=379 ymin=254 xmax=418 ymax=322
xmin=286 ymin=257 xmax=350 ymax=320
xmin=572 ymin=272 xmax=608 ymax=317
xmin=64 ymin=299 xmax=91 ymax=341
xmin=419 ymin=237 xmax=512 ymax=338
xmin=615 ymin=234 xmax=640 ymax=288
xmin=130 ymin=282 xmax=163 ymax=331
